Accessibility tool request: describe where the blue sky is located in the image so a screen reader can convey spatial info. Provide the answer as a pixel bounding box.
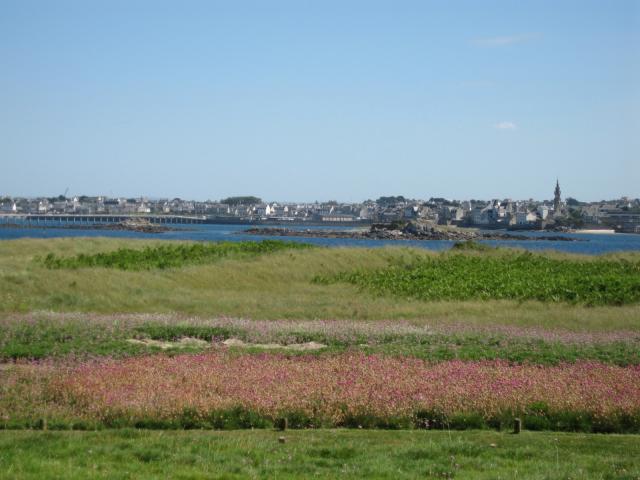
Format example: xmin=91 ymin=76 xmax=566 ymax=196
xmin=1 ymin=0 xmax=638 ymax=202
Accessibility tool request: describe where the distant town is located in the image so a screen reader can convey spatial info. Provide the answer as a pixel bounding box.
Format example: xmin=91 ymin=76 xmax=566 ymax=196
xmin=1 ymin=181 xmax=639 ymax=233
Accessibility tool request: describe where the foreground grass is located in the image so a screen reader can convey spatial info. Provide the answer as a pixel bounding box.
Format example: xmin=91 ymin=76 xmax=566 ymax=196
xmin=1 ymin=238 xmax=639 ymax=330
xmin=0 ymin=430 xmax=637 ymax=479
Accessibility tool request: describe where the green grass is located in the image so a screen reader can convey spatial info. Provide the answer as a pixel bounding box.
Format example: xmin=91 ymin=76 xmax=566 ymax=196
xmin=317 ymin=251 xmax=640 ymax=306
xmin=1 ymin=315 xmax=638 ymax=365
xmin=1 ymin=238 xmax=639 ymax=330
xmin=1 ymin=239 xmax=638 ymax=473
xmin=42 ymin=240 xmax=313 ymax=270
xmin=368 ymin=337 xmax=640 ymax=366
xmin=6 ymin=405 xmax=637 ymax=434
xmin=0 ymin=429 xmax=638 ymax=479
xmin=1 ymin=238 xmax=638 ymax=474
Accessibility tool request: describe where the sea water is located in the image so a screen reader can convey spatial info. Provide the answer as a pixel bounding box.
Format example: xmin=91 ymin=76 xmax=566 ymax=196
xmin=0 ymin=222 xmax=639 ymax=255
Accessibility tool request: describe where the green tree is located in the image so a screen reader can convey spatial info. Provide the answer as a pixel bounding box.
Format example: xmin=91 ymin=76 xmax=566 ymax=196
xmin=221 ymin=196 xmax=262 ymax=206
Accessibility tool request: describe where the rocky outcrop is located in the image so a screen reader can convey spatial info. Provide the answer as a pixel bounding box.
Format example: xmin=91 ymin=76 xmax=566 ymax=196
xmin=243 ymin=222 xmax=581 ymax=242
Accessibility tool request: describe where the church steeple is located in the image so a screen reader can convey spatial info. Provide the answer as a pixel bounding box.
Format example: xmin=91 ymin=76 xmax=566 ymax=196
xmin=554 ymin=179 xmax=561 ymax=212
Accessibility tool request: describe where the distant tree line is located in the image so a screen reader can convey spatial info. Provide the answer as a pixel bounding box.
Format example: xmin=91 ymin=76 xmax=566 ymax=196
xmin=220 ymin=196 xmax=262 ymax=206
xmin=376 ymin=196 xmax=406 ymax=207
xmin=555 ymin=208 xmax=585 ymax=228
xmin=621 ymin=206 xmax=640 ymax=213
xmin=565 ymin=197 xmax=584 ymax=206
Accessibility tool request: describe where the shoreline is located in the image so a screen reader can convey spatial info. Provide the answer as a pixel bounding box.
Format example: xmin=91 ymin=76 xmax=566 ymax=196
xmin=0 ymin=222 xmax=183 ymax=234
xmin=243 ymin=227 xmax=583 ymax=242
xmin=574 ymin=229 xmax=617 ymax=234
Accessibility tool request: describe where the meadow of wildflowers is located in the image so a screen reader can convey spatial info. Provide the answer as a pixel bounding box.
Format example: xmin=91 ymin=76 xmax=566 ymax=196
xmin=2 ymin=352 xmax=639 ymax=432
xmin=2 ymin=313 xmax=639 ymax=364
xmin=8 ymin=312 xmax=640 ymax=345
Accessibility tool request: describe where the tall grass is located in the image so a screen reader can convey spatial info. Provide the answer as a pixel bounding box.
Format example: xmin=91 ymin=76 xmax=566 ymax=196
xmin=317 ymin=252 xmax=640 ymax=306
xmin=1 ymin=314 xmax=639 ymax=364
xmin=3 ymin=353 xmax=640 ymax=432
xmin=42 ymin=240 xmax=313 ymax=270
xmin=1 ymin=238 xmax=640 ymax=327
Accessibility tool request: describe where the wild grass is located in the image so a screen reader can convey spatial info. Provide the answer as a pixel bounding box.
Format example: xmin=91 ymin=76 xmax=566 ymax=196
xmin=1 ymin=238 xmax=639 ymax=330
xmin=1 ymin=314 xmax=639 ymax=365
xmin=316 ymin=252 xmax=640 ymax=306
xmin=42 ymin=240 xmax=312 ymax=270
xmin=1 ymin=429 xmax=638 ymax=479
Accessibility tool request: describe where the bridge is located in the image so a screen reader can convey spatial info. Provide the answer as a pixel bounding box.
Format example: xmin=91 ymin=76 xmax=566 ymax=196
xmin=0 ymin=214 xmax=208 ymax=225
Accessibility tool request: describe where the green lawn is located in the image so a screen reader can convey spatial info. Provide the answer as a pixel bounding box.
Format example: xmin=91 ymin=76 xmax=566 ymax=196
xmin=0 ymin=430 xmax=638 ymax=479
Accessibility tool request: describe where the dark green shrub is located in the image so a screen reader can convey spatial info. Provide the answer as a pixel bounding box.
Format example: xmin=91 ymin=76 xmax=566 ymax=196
xmin=43 ymin=240 xmax=313 ymax=270
xmin=321 ymin=252 xmax=640 ymax=306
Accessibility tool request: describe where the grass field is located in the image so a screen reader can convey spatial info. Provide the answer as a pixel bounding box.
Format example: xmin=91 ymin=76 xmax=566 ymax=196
xmin=0 ymin=429 xmax=638 ymax=479
xmin=318 ymin=251 xmax=640 ymax=305
xmin=1 ymin=237 xmax=639 ymax=477
xmin=1 ymin=238 xmax=639 ymax=329
xmin=1 ymin=313 xmax=639 ymax=364
xmin=42 ymin=239 xmax=312 ymax=270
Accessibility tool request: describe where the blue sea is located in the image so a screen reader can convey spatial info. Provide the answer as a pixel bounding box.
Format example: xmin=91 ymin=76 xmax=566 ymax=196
xmin=0 ymin=222 xmax=639 ymax=255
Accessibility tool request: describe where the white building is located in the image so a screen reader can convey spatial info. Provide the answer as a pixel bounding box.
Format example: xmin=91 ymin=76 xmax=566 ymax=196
xmin=0 ymin=202 xmax=17 ymax=213
xmin=515 ymin=211 xmax=538 ymax=226
xmin=471 ymin=204 xmax=492 ymax=225
xmin=254 ymin=204 xmax=272 ymax=217
xmin=137 ymin=203 xmax=151 ymax=214
xmin=537 ymin=205 xmax=550 ymax=220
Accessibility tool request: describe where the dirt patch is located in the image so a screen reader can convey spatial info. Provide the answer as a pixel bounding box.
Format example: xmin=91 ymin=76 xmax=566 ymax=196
xmin=221 ymin=338 xmax=327 ymax=351
xmin=126 ymin=337 xmax=327 ymax=351
xmin=127 ymin=337 xmax=210 ymax=350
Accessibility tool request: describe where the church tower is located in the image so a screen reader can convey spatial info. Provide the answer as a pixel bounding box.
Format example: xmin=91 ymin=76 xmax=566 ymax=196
xmin=553 ymin=179 xmax=561 ymax=212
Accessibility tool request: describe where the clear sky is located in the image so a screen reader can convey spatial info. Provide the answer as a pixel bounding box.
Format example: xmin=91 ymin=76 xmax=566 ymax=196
xmin=1 ymin=0 xmax=638 ymax=202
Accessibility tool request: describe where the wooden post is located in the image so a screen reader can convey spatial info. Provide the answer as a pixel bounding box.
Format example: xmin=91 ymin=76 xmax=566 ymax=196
xmin=513 ymin=418 xmax=522 ymax=434
xmin=277 ymin=417 xmax=288 ymax=431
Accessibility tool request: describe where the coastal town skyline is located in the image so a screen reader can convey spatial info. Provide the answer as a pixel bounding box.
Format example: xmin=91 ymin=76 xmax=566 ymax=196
xmin=0 ymin=177 xmax=637 ymax=206
xmin=1 ymin=172 xmax=637 ymax=205
xmin=3 ymin=180 xmax=639 ymax=233
xmin=0 ymin=178 xmax=640 ymax=204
